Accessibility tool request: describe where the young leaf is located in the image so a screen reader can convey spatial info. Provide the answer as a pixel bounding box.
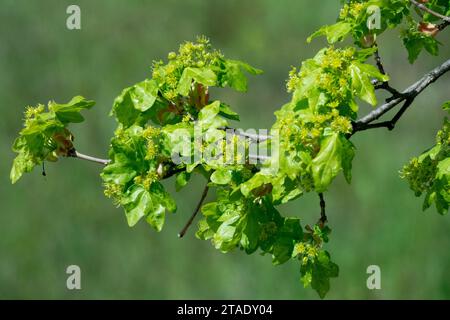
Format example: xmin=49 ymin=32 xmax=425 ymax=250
xmin=312 ymin=133 xmax=355 ymax=192
xmin=307 ymin=22 xmax=352 ymax=44
xmin=177 ymin=67 xmax=217 ymax=96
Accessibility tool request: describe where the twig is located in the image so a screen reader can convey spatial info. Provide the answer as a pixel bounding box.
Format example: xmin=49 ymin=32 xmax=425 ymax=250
xmin=374 ymin=82 xmax=401 ymax=96
xmin=318 ymin=193 xmax=327 ymax=225
xmin=373 ymin=48 xmax=402 ymax=96
xmin=438 ymin=20 xmax=450 ymax=31
xmin=374 ymin=48 xmax=386 ymax=75
xmin=410 ymin=0 xmax=450 ymax=23
xmin=71 ymin=151 xmax=110 ymax=165
xmin=353 ymin=57 xmax=450 ymax=133
xmin=178 ymin=185 xmax=209 ymax=238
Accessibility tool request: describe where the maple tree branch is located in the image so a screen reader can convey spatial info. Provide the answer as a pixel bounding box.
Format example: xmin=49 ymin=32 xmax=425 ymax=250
xmin=352 ymin=57 xmax=450 ymax=134
xmin=178 ymin=184 xmax=209 ymax=238
xmin=410 ymin=0 xmax=450 ymax=23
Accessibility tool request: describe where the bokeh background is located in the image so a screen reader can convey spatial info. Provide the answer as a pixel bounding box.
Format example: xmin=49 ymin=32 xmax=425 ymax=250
xmin=0 ymin=0 xmax=449 ymax=299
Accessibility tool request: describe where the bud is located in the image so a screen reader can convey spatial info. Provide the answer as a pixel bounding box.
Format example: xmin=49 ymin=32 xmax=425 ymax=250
xmin=360 ymin=34 xmax=376 ymax=48
xmin=418 ymin=22 xmax=439 ymax=37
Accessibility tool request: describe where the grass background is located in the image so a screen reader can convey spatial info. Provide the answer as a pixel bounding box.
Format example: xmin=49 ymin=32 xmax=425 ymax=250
xmin=0 ymin=0 xmax=449 ymax=299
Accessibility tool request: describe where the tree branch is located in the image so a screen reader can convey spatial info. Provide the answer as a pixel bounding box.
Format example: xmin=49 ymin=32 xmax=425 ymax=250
xmin=352 ymin=58 xmax=450 ymax=133
xmin=438 ymin=20 xmax=450 ymax=31
xmin=353 ymin=97 xmax=415 ymax=132
xmin=410 ymin=0 xmax=450 ymax=23
xmin=178 ymin=184 xmax=209 ymax=238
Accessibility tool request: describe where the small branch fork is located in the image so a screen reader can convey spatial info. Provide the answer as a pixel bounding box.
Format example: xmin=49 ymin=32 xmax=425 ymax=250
xmin=373 ymin=48 xmax=402 ymax=97
xmin=352 ymin=57 xmax=450 ymax=135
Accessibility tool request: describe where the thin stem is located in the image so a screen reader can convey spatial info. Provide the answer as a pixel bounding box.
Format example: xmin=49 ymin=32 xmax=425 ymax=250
xmin=72 ymin=151 xmax=110 ymax=165
xmin=410 ymin=0 xmax=450 ymax=23
xmin=178 ymin=185 xmax=209 ymax=238
xmin=373 ymin=47 xmax=404 ymax=96
xmin=374 ymin=48 xmax=386 ymax=75
xmin=318 ymin=193 xmax=327 ymax=225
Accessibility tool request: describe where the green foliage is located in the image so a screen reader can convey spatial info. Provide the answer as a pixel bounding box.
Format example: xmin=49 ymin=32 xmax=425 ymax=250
xmin=308 ymin=0 xmax=448 ymax=63
xmin=401 ymin=104 xmax=450 ymax=215
xmin=402 ymin=20 xmax=440 ymax=63
xmin=10 ymin=96 xmax=94 ymax=183
xmin=10 ymin=1 xmax=450 ymax=298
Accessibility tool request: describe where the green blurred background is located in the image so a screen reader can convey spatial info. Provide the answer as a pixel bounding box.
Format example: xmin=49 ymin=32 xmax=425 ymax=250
xmin=0 ymin=0 xmax=449 ymax=299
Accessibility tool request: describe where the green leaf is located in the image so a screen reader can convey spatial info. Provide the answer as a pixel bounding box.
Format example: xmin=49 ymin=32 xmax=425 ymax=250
xmin=50 ymin=96 xmax=95 ymax=124
xmin=175 ymin=171 xmax=191 ymax=191
xmin=221 ymin=60 xmax=263 ymax=92
xmin=177 ymin=67 xmax=217 ymax=96
xmin=210 ymin=168 xmax=232 ymax=185
xmin=307 ymin=22 xmax=352 ymax=44
xmin=272 ymin=218 xmax=303 ymax=265
xmin=240 ymin=173 xmax=272 ymax=197
xmin=312 ymin=133 xmax=355 ymax=192
xmin=349 ymin=62 xmax=385 ymax=106
xmin=10 ymin=150 xmax=35 ymax=184
xmin=112 ymin=87 xmax=144 ymax=127
xmin=240 ymin=209 xmax=260 ymax=254
xmin=198 ymin=101 xmax=219 ymax=122
xmin=219 ymin=103 xmax=240 ymax=121
xmin=310 ymin=250 xmax=339 ymax=299
xmin=121 ymin=182 xmax=176 ymax=230
xmin=130 ymin=79 xmax=159 ymax=112
xmin=101 ymin=153 xmax=137 ymax=185
xmin=443 ymin=101 xmax=450 ymax=112
xmin=402 ymin=29 xmax=440 ymax=64
xmin=111 ymin=80 xmax=159 ymax=126
xmin=150 ymin=181 xmax=177 ymax=213
xmin=198 ymin=101 xmax=227 ymax=128
xmin=122 ymin=185 xmax=153 ymax=227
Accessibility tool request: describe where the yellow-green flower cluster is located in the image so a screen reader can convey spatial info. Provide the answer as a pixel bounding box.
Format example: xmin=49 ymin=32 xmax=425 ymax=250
xmin=24 ymin=104 xmax=45 ymax=126
xmin=293 ymin=242 xmax=319 ymax=265
xmin=104 ymin=182 xmax=122 ymax=206
xmin=134 ymin=171 xmax=159 ymax=190
xmin=151 ymin=36 xmax=223 ymax=101
xmin=142 ymin=126 xmax=162 ymax=160
xmin=401 ymin=157 xmax=437 ymax=197
xmin=339 ymin=1 xmax=366 ymax=20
